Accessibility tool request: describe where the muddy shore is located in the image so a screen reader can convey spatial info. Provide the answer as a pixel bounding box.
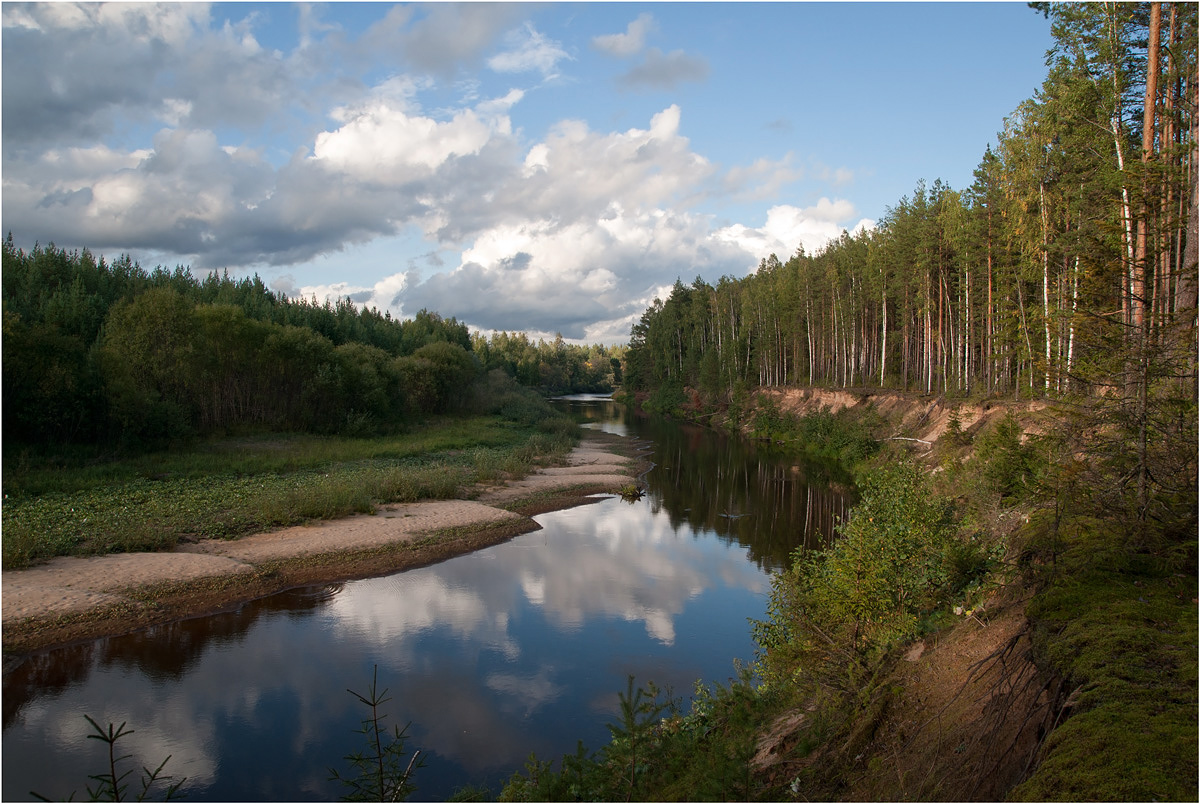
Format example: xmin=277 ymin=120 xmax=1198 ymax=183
xmin=2 ymin=431 xmax=649 ymax=658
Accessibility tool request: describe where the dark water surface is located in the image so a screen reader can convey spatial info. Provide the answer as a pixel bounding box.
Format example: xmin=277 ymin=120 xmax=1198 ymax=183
xmin=2 ymin=397 xmax=852 ymax=801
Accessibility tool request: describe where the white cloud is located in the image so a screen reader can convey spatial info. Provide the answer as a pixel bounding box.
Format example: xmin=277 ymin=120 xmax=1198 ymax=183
xmin=428 ymin=105 xmax=712 ymax=243
xmin=312 ymin=102 xmax=497 ymax=183
xmin=1 ymin=6 xmax=877 ymax=344
xmin=487 ymin=23 xmax=570 ymax=78
xmin=4 ymin=127 xmax=276 ymax=255
xmin=36 ymin=2 xmax=205 ymax=44
xmin=298 ymin=272 xmax=408 ymax=315
xmin=592 ymin=13 xmax=655 ymax=58
xmin=722 ymin=154 xmax=806 ymax=201
xmin=2 ymin=2 xmax=288 ymax=152
xmin=714 ymin=201 xmax=874 ymax=260
xmin=402 ymin=204 xmax=752 ymax=339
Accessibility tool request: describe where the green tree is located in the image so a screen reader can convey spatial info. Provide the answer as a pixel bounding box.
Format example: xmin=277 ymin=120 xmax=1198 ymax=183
xmin=99 ymin=287 xmax=198 ymax=443
xmin=754 ymin=463 xmax=955 ymax=688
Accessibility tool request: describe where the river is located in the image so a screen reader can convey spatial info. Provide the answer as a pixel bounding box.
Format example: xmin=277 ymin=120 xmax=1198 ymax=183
xmin=2 ymin=396 xmax=852 ymax=801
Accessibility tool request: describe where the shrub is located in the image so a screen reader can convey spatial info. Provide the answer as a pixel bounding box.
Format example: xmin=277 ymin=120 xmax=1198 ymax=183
xmin=753 ymin=462 xmax=956 ymax=689
xmin=499 ymin=674 xmax=760 ymax=802
xmin=643 ymin=380 xmax=687 ymax=416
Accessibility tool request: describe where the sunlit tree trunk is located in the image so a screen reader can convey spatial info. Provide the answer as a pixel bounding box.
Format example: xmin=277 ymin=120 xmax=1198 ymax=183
xmin=1133 ymin=2 xmax=1161 ymax=335
xmin=1040 ymin=179 xmax=1053 ymax=393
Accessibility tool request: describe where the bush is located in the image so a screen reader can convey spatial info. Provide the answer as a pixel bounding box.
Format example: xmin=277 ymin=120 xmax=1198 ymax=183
xmin=411 ymin=341 xmax=478 ymax=412
xmin=643 ymin=380 xmax=687 ymax=416
xmin=499 ymin=674 xmax=760 ymax=802
xmin=753 ymin=462 xmax=957 ymax=689
xmin=748 ymin=398 xmax=879 ymax=467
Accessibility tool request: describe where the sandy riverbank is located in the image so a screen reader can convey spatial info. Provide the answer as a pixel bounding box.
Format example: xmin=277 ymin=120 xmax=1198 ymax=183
xmin=2 ymin=432 xmax=646 ymax=657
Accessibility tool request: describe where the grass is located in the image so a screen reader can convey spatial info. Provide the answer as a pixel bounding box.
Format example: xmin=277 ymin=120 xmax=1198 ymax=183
xmin=3 ymin=415 xmax=544 ymax=496
xmin=2 ymin=414 xmax=577 ymax=568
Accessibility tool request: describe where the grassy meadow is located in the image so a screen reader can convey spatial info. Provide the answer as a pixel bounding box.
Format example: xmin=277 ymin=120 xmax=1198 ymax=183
xmin=3 ymin=412 xmax=578 ymax=569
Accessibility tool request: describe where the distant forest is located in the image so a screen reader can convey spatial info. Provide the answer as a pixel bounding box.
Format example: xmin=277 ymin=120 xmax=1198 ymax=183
xmin=625 ymin=3 xmax=1197 ymax=406
xmin=2 ymin=239 xmax=622 ymax=448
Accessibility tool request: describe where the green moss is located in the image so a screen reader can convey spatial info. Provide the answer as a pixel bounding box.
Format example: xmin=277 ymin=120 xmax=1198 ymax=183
xmin=1013 ymin=700 xmax=1196 ymax=802
xmin=1012 ymin=520 xmax=1198 ymax=802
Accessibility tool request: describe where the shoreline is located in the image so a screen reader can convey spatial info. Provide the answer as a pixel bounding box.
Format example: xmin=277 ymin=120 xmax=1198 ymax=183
xmin=2 ymin=430 xmax=649 ymax=660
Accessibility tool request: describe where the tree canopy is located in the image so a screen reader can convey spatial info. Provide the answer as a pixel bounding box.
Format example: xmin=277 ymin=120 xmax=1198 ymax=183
xmin=2 ymin=239 xmax=619 ymax=448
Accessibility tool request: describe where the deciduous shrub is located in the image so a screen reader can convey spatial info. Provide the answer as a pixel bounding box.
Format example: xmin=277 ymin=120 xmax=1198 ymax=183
xmin=753 ymin=462 xmax=957 ymax=690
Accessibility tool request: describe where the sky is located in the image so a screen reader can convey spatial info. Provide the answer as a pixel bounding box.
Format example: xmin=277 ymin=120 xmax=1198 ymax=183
xmin=2 ymin=2 xmax=1055 ymax=344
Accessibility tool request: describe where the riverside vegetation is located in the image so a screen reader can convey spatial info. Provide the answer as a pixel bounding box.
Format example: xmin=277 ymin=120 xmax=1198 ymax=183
xmin=495 ymin=392 xmax=1195 ymax=802
xmin=35 ymin=390 xmax=1196 ymax=802
xmin=3 ymin=370 xmax=580 ymax=570
xmin=2 ymin=234 xmax=618 ymax=568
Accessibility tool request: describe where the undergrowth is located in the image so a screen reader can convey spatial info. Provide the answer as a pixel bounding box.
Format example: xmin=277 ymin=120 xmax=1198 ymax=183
xmin=747 ymin=397 xmax=881 ymax=467
xmin=495 ymin=391 xmax=1195 ymax=802
xmin=499 ymin=671 xmax=765 ymax=802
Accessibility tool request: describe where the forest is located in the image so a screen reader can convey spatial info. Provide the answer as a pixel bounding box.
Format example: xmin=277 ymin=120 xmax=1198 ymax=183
xmin=1 ymin=240 xmax=622 ymax=449
xmin=623 ymin=1 xmax=1196 ymax=529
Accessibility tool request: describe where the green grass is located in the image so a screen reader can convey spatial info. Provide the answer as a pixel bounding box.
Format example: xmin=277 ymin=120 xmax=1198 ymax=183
xmin=2 ymin=415 xmax=577 ymax=568
xmin=3 ymin=415 xmax=541 ymax=496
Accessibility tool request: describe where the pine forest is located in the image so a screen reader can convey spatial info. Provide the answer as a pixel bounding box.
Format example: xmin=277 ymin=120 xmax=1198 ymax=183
xmin=626 ymin=4 xmax=1195 ymax=401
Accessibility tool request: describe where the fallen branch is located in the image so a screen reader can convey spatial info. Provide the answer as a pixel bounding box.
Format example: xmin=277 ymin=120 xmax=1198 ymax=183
xmin=883 ymin=437 xmax=933 ymax=445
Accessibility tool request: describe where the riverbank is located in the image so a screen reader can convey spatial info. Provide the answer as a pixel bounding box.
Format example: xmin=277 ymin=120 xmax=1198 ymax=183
xmin=2 ymin=431 xmax=647 ymax=658
xmin=594 ymin=385 xmax=1196 ymax=802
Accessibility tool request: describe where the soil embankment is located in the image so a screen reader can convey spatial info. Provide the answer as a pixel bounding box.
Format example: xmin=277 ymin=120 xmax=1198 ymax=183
xmin=2 ymin=432 xmax=644 ymax=656
xmin=762 ymin=385 xmax=1049 ymax=445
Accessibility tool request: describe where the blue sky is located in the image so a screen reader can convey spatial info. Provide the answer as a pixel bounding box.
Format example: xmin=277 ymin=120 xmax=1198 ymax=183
xmin=2 ymin=2 xmax=1054 ymax=343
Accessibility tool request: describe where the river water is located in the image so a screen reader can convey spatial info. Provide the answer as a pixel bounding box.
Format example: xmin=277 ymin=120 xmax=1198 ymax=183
xmin=2 ymin=396 xmax=852 ymax=801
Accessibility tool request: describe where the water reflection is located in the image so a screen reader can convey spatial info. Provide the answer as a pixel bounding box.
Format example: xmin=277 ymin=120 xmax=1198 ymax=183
xmin=3 ymin=400 xmax=853 ymax=802
xmin=560 ymin=396 xmax=855 ymax=569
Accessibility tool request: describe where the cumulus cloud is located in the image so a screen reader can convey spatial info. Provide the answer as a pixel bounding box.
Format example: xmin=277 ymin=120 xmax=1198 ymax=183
xmin=2 ymin=74 xmax=527 ymax=268
xmin=368 ymin=3 xmax=524 ymax=78
xmin=311 ymin=91 xmax=504 ymax=184
xmin=715 ymin=200 xmax=875 ymax=260
xmin=722 ymin=154 xmax=806 ymax=201
xmin=297 ymin=271 xmax=408 ymax=314
xmin=4 ymin=128 xmax=277 ymax=257
xmin=401 ymin=204 xmax=751 ymax=339
xmin=0 ymin=3 xmax=294 ymax=154
xmin=592 ymin=13 xmax=655 ymax=58
xmin=2 ymin=4 xmax=870 ymax=344
xmin=420 ymin=105 xmax=713 ymax=246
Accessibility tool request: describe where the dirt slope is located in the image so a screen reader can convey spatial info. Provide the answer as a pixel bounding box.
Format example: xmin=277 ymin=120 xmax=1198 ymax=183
xmin=763 ymin=386 xmax=1049 ymax=445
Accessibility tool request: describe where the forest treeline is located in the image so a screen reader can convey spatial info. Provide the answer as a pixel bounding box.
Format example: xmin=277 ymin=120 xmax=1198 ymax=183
xmin=1 ymin=239 xmax=622 ymax=448
xmin=626 ymin=3 xmax=1196 ymax=409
